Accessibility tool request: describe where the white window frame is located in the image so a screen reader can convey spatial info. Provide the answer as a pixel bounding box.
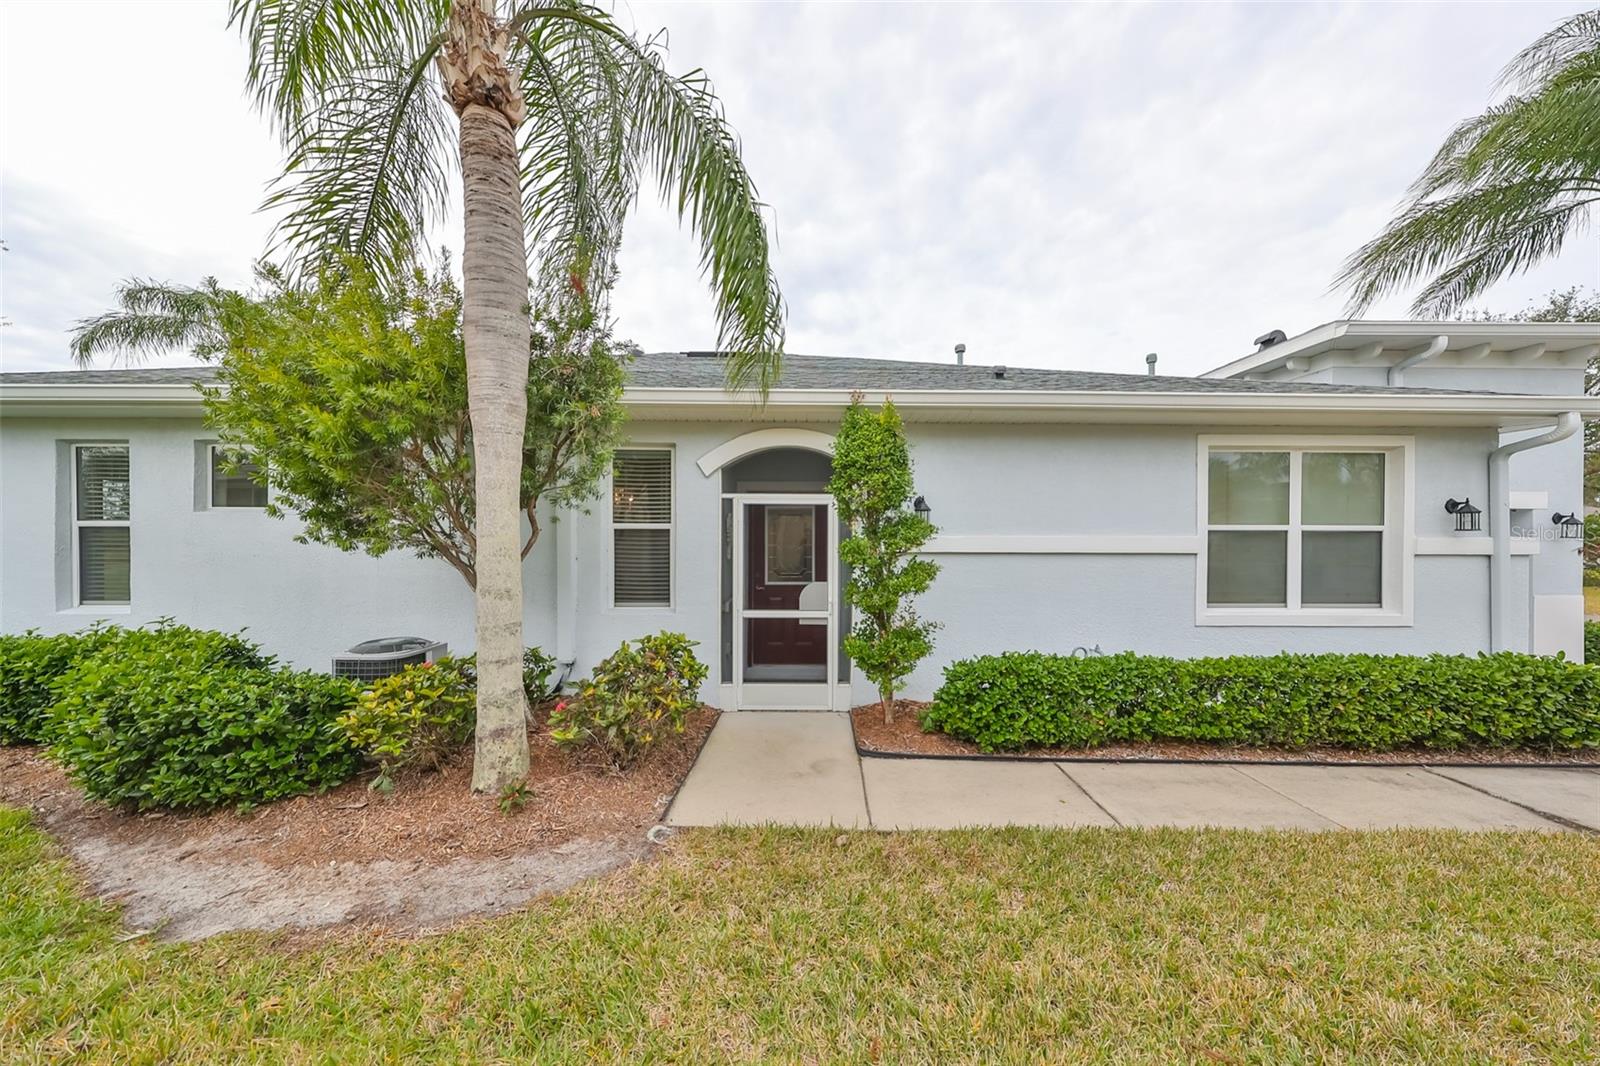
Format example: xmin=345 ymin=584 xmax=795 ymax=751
xmin=71 ymin=442 xmax=131 ymax=607
xmin=1196 ymin=434 xmax=1414 ymax=627
xmin=608 ymin=445 xmax=675 ymax=610
xmin=207 ymin=443 xmax=269 ymax=509
xmin=763 ymin=504 xmax=817 ymax=586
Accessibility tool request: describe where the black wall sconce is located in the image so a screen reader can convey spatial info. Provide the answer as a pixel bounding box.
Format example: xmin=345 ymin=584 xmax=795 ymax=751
xmin=1552 ymin=512 xmax=1583 ymax=539
xmin=913 ymin=496 xmax=931 ymax=521
xmin=1445 ymin=498 xmax=1482 ymax=533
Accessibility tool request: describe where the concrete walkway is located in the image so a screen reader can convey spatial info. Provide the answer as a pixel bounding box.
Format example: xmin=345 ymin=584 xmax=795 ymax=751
xmin=666 ymin=713 xmax=1600 ymax=832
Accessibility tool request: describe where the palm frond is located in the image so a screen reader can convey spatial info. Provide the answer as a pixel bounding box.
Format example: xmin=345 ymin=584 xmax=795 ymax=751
xmin=606 ymin=27 xmax=786 ymax=393
xmin=1410 ymin=197 xmax=1597 ymax=314
xmin=1339 ymin=10 xmax=1600 ymax=314
xmin=229 ymin=0 xmax=445 ymax=133
xmin=69 ymin=278 xmax=232 ymax=366
xmin=263 ymin=41 xmax=455 ymax=281
xmin=1338 ymin=180 xmax=1597 ymax=315
xmin=1499 ymin=9 xmax=1600 ymax=91
xmin=509 ymin=7 xmax=635 ymax=301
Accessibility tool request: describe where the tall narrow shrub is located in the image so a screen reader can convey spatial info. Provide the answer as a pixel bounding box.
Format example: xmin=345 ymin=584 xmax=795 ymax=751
xmin=829 ymin=394 xmax=939 ymax=723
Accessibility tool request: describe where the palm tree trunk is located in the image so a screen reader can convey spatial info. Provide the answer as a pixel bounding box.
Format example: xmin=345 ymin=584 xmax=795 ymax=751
xmin=444 ymin=1 xmax=533 ymax=794
xmin=461 ymin=99 xmax=532 ymax=794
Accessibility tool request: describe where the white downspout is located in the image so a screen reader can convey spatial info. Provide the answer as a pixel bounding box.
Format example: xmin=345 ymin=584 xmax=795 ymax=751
xmin=553 ymin=505 xmax=578 ymax=690
xmin=1488 ymin=412 xmax=1580 ymax=651
xmin=1387 ymin=334 xmax=1448 ymax=386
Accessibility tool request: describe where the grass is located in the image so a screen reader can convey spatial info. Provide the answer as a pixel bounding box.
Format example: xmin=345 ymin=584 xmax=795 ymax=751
xmin=1586 ymin=585 xmax=1600 ymax=618
xmin=4 ymin=807 xmax=1598 ymax=1063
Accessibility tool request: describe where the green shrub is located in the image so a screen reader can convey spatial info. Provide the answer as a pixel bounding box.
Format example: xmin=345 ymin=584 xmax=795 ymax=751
xmin=338 ymin=657 xmax=476 ymax=785
xmin=923 ymin=651 xmax=1600 ymax=753
xmin=0 ymin=626 xmax=125 ymax=745
xmin=519 ymin=646 xmax=557 ymax=700
xmin=549 ymin=632 xmax=707 ymax=767
xmin=1587 ymin=621 xmax=1600 ymax=665
xmin=47 ymin=624 xmax=361 ymax=810
xmin=336 ymin=646 xmax=555 ymax=786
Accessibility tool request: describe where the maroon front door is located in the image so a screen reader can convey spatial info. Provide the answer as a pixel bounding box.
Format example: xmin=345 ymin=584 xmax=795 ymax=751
xmin=744 ymin=502 xmax=828 ymax=678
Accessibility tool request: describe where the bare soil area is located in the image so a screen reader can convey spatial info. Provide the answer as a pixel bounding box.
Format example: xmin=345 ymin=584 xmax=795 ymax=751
xmin=0 ymin=707 xmax=716 ymax=940
xmin=851 ymin=703 xmax=1600 ymax=766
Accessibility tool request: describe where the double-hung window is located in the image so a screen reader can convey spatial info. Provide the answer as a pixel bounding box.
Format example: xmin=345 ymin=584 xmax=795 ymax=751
xmin=73 ymin=444 xmax=131 ymax=605
xmin=1200 ymin=437 xmax=1409 ymax=624
xmin=611 ymin=448 xmax=673 ymax=607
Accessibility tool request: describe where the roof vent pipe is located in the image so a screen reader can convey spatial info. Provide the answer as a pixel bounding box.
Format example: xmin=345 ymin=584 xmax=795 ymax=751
xmin=993 ymin=365 xmax=1006 ymax=380
xmin=1388 ymin=334 xmax=1448 ymax=386
xmin=1145 ymin=352 xmax=1158 ymax=376
xmin=1254 ymin=330 xmax=1288 ymax=350
xmin=954 ymin=343 xmax=966 ymax=366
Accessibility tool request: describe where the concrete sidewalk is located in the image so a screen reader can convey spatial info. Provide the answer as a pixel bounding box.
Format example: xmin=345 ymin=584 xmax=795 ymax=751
xmin=666 ymin=713 xmax=1600 ymax=832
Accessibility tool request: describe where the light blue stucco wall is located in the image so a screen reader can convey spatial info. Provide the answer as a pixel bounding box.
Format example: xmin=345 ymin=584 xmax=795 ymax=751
xmin=1305 ymin=362 xmax=1586 ymax=651
xmin=0 ymin=416 xmax=557 ymax=665
xmin=0 ymin=412 xmax=1540 ymax=706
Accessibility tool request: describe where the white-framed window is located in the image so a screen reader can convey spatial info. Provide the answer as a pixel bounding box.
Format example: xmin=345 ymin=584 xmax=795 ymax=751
xmin=209 ymin=444 xmax=268 ymax=508
xmin=72 ymin=443 xmax=131 ymax=605
xmin=610 ymin=447 xmax=673 ymax=607
xmin=1197 ymin=435 xmax=1413 ymax=626
xmin=764 ymin=505 xmax=816 ymax=584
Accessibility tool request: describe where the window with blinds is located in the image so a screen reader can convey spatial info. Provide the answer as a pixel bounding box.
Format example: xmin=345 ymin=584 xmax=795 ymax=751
xmin=74 ymin=444 xmax=131 ymax=604
xmin=611 ymin=448 xmax=672 ymax=606
xmin=210 ymin=445 xmax=268 ymax=507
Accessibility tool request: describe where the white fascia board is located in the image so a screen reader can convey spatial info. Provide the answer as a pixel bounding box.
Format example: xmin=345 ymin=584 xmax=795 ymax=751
xmin=0 ymin=383 xmax=208 ymax=417
xmin=1202 ymin=320 xmax=1600 ymax=380
xmin=621 ymin=386 xmax=1600 ymax=420
xmin=8 ymin=379 xmax=1600 ymax=425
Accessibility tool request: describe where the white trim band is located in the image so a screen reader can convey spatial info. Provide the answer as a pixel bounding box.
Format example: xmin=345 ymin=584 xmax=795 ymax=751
xmin=922 ymin=534 xmax=1200 ymax=555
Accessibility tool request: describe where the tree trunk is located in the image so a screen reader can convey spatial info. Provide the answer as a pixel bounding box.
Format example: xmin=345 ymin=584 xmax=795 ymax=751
xmin=443 ymin=1 xmax=533 ymax=794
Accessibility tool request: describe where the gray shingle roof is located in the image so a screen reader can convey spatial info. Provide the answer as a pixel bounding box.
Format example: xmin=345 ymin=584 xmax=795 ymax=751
xmin=1 ymin=353 xmax=1501 ymax=396
xmin=626 ymin=353 xmax=1493 ymax=395
xmin=0 ymin=366 xmax=219 ymax=385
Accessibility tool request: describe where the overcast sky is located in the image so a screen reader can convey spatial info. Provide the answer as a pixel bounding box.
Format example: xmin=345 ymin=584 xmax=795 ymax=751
xmin=2 ymin=1 xmax=1595 ymax=377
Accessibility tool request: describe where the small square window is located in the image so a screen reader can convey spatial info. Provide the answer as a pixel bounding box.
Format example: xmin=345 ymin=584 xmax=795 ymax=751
xmin=210 ymin=447 xmax=268 ymax=508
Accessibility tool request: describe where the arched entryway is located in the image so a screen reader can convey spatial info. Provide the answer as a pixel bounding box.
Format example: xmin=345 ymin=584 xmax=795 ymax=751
xmin=713 ymin=443 xmax=847 ymax=710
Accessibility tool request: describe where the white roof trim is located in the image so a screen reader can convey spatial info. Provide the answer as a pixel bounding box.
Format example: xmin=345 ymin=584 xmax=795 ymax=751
xmin=6 ymin=380 xmax=1600 ymax=426
xmin=1204 ymin=320 xmax=1600 ymax=380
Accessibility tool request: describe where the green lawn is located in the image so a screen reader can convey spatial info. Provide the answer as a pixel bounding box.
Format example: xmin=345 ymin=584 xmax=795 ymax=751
xmin=1586 ymin=585 xmax=1600 ymax=618
xmin=4 ymin=807 xmax=1598 ymax=1063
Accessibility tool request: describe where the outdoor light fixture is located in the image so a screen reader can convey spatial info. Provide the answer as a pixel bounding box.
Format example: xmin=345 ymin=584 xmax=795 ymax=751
xmin=1553 ymin=512 xmax=1583 ymax=540
xmin=1445 ymin=498 xmax=1482 ymax=533
xmin=913 ymin=496 xmax=931 ymax=521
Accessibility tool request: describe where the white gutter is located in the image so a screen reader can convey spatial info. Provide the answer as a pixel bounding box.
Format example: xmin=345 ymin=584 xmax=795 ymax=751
xmin=7 ymin=381 xmax=1600 ymax=421
xmin=1488 ymin=412 xmax=1580 ymax=651
xmin=552 ymin=506 xmax=578 ymax=691
xmin=1387 ymin=334 xmax=1447 ymax=386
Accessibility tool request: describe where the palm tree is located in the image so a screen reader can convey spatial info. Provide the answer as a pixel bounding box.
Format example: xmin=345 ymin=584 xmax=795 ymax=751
xmin=1337 ymin=9 xmax=1600 ymax=315
xmin=79 ymin=0 xmax=783 ymax=794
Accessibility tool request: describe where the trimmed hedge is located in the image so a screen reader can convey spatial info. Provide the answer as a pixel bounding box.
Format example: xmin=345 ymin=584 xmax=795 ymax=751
xmin=1587 ymin=621 xmax=1600 ymax=666
xmin=46 ymin=625 xmax=363 ymax=810
xmin=0 ymin=627 xmax=127 ymax=745
xmin=922 ymin=651 xmax=1600 ymax=753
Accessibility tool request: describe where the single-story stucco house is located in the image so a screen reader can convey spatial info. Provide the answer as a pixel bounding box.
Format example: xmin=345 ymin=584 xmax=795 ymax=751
xmin=3 ymin=318 xmax=1598 ymax=710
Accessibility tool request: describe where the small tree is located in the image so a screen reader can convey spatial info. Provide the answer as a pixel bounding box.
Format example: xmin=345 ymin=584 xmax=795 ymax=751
xmin=74 ymin=258 xmax=627 ymax=588
xmin=829 ymin=394 xmax=939 ymax=724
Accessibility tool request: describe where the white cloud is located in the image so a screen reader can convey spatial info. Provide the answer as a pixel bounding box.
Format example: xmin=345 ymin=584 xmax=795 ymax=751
xmin=3 ymin=0 xmax=1595 ymax=376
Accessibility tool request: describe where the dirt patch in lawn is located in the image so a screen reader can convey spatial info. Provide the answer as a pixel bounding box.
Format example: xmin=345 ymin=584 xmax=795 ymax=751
xmin=0 ymin=707 xmax=716 ymax=940
xmin=851 ymin=703 xmax=1600 ymax=766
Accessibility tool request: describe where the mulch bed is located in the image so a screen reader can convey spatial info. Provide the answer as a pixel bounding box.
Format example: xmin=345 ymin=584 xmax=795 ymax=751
xmin=0 ymin=705 xmax=718 ymax=869
xmin=850 ymin=703 xmax=1600 ymax=767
